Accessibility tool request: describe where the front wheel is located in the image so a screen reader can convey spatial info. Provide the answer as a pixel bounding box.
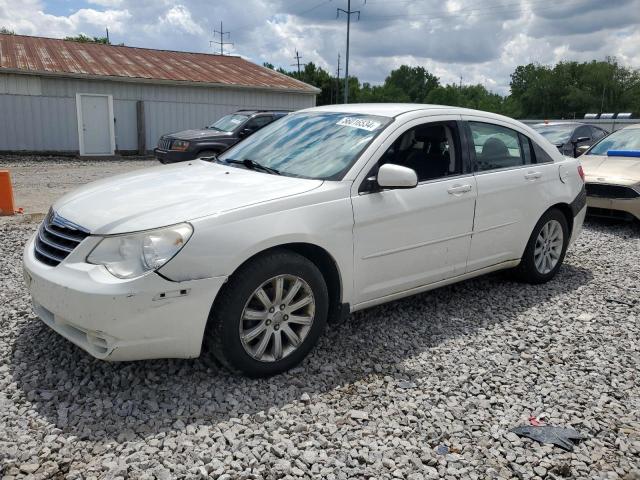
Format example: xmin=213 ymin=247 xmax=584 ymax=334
xmin=204 ymin=250 xmax=328 ymax=377
xmin=515 ymin=208 xmax=569 ymax=284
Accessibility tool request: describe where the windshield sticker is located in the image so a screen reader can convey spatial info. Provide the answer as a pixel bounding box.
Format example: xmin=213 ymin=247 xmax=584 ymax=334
xmin=229 ymin=118 xmax=242 ymax=124
xmin=337 ymin=117 xmax=381 ymax=131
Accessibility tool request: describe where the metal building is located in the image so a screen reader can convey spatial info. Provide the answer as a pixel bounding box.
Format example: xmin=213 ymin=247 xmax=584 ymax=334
xmin=0 ymin=34 xmax=319 ymax=155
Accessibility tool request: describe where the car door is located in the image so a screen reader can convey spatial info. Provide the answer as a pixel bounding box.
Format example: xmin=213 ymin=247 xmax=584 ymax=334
xmin=463 ymin=117 xmax=558 ymax=272
xmin=351 ymin=117 xmax=477 ymax=306
xmin=235 ymin=115 xmax=274 ymax=144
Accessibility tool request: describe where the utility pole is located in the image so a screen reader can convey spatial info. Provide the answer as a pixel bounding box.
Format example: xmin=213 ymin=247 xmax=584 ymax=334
xmin=290 ymin=50 xmax=307 ymax=75
xmin=337 ymin=1 xmax=363 ymax=104
xmin=459 ymin=75 xmax=463 ymax=91
xmin=210 ymin=21 xmax=233 ymax=55
xmin=335 ymin=53 xmax=341 ymax=105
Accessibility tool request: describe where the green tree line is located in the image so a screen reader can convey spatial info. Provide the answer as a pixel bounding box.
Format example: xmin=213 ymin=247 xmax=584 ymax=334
xmin=266 ymin=58 xmax=640 ymax=118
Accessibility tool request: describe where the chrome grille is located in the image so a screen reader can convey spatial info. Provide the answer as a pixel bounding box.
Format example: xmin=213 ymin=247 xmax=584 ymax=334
xmin=34 ymin=210 xmax=90 ymax=266
xmin=158 ymin=137 xmax=172 ymax=150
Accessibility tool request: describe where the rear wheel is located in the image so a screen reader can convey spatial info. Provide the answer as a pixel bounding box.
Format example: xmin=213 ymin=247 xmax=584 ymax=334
xmin=515 ymin=208 xmax=569 ymax=284
xmin=204 ymin=250 xmax=328 ymax=377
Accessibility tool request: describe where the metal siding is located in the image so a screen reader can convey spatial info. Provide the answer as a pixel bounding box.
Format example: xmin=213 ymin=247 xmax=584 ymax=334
xmin=0 ymin=73 xmax=42 ymax=95
xmin=1 ymin=76 xmax=315 ymax=152
xmin=113 ymin=99 xmax=138 ymax=150
xmin=0 ymin=93 xmax=77 ymax=150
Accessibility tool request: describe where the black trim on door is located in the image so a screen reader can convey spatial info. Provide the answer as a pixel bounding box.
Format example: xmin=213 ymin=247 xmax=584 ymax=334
xmin=459 ymin=121 xmax=476 ymax=173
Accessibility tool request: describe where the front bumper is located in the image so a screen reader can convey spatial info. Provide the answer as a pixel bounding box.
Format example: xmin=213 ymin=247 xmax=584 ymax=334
xmin=586 ymin=196 xmax=640 ymax=220
xmin=154 ymin=148 xmax=196 ymax=164
xmin=23 ymin=233 xmax=226 ymax=361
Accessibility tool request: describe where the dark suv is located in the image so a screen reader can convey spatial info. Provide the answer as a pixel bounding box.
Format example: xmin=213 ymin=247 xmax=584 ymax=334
xmin=154 ymin=110 xmax=289 ymax=164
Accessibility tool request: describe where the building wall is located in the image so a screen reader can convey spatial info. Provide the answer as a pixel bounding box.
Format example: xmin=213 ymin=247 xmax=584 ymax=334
xmin=0 ymin=74 xmax=316 ymax=152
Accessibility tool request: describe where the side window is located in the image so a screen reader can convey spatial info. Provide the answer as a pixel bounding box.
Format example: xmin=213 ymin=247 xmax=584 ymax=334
xmin=469 ymin=122 xmax=528 ymax=171
xmin=378 ymin=122 xmax=462 ymax=182
xmin=519 ymin=133 xmax=533 ymax=165
xmin=532 ymin=141 xmax=554 ymax=163
xmin=244 ymin=116 xmax=273 ymax=131
xmin=591 ymin=127 xmax=606 ymax=140
xmin=573 ymin=126 xmax=591 ymax=142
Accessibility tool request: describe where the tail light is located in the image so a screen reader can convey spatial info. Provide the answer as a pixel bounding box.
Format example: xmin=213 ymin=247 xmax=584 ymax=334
xmin=577 ymin=165 xmax=585 ymax=182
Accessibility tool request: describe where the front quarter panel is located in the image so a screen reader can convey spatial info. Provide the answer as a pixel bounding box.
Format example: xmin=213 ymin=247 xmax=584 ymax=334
xmin=158 ymin=182 xmax=355 ymax=304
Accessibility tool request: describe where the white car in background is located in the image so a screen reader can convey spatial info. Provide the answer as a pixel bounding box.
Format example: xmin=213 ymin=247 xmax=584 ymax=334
xmin=23 ymin=104 xmax=587 ymax=377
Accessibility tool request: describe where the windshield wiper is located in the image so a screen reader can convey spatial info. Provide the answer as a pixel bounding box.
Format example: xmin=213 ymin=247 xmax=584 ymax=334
xmin=223 ymin=159 xmax=281 ymax=175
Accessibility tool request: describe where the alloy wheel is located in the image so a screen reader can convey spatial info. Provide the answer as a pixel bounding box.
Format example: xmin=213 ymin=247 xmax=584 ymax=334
xmin=534 ymin=219 xmax=564 ymax=275
xmin=239 ymin=274 xmax=315 ymax=362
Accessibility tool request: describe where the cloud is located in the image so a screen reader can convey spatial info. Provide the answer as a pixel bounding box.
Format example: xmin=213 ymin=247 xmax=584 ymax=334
xmin=87 ymin=0 xmax=124 ymax=7
xmin=1 ymin=0 xmax=639 ymax=95
xmin=154 ymin=5 xmax=204 ymax=36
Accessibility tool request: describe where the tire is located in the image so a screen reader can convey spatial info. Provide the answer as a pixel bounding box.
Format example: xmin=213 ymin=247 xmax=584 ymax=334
xmin=204 ymin=250 xmax=328 ymax=377
xmin=515 ymin=208 xmax=570 ymax=284
xmin=196 ymin=150 xmax=219 ymax=159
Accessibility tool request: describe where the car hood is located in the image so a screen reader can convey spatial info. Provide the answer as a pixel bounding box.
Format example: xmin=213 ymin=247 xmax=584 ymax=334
xmin=166 ymin=129 xmax=232 ymax=141
xmin=581 ymin=154 xmax=640 ymax=184
xmin=53 ymin=161 xmax=323 ymax=234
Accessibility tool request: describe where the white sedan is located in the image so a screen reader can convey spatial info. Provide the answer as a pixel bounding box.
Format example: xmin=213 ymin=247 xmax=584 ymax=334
xmin=23 ymin=104 xmax=587 ymax=376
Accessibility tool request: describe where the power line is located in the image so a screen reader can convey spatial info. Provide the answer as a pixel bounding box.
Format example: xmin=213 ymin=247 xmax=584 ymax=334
xmin=210 ymin=21 xmax=233 ymax=55
xmin=297 ymin=0 xmax=334 ymax=16
xmin=291 ymin=50 xmax=307 ymax=74
xmin=337 ymin=0 xmax=364 ymax=103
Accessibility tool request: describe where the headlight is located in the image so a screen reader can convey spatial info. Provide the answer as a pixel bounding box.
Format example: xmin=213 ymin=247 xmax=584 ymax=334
xmin=171 ymin=140 xmax=190 ymax=151
xmin=87 ymin=223 xmax=193 ymax=279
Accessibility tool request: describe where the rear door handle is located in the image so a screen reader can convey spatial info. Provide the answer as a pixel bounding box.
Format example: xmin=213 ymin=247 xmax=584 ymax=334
xmin=447 ymin=184 xmax=472 ymax=195
xmin=524 ymin=171 xmax=542 ymax=180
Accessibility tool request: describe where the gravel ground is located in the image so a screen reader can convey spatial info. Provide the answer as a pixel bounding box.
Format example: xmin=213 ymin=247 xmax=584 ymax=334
xmin=1 ymin=217 xmax=639 ymax=480
xmin=0 ymin=155 xmax=157 ymax=214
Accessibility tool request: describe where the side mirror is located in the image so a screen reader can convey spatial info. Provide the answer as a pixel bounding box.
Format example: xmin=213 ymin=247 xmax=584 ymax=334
xmin=376 ymin=164 xmax=418 ymax=189
xmin=238 ymin=128 xmax=253 ymax=138
xmin=576 ymin=145 xmax=590 ymax=156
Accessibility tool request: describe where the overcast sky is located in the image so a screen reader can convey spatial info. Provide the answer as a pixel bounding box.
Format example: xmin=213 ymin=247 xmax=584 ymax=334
xmin=1 ymin=0 xmax=639 ymax=94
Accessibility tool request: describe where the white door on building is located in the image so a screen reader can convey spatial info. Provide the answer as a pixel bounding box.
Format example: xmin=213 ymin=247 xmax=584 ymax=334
xmin=76 ymin=93 xmax=115 ymax=155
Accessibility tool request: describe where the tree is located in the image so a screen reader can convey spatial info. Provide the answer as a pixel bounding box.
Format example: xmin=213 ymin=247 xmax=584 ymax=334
xmin=509 ymin=58 xmax=640 ymax=118
xmin=384 ymin=65 xmax=439 ymax=103
xmin=1 ymin=26 xmax=15 ymax=35
xmin=265 ymin=57 xmax=640 ymax=115
xmin=64 ymin=34 xmax=110 ymax=44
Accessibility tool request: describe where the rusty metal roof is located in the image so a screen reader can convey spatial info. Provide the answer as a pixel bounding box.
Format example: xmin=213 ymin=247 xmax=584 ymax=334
xmin=0 ymin=34 xmax=319 ymax=94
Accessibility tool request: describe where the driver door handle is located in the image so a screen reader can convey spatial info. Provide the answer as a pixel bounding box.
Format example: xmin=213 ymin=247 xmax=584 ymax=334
xmin=447 ymin=184 xmax=472 ymax=195
xmin=524 ymin=171 xmax=542 ymax=180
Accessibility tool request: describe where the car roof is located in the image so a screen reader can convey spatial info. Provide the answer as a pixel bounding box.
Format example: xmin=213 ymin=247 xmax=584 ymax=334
xmin=532 ymin=122 xmax=583 ymax=128
xmin=235 ymin=109 xmax=291 ymax=115
xmin=622 ymin=123 xmax=640 ymax=130
xmin=298 ymin=103 xmax=524 ymax=122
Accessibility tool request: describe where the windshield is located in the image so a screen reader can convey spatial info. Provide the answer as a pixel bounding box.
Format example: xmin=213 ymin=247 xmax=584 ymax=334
xmin=207 ymin=114 xmax=248 ymax=132
xmin=218 ymin=112 xmax=392 ymax=179
xmin=532 ymin=124 xmax=575 ymax=145
xmin=588 ymin=128 xmax=640 ymax=156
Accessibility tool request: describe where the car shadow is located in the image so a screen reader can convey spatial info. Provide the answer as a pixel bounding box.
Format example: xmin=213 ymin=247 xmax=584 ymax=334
xmin=583 ymin=215 xmax=640 ymax=238
xmin=10 ymin=263 xmax=592 ymax=443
